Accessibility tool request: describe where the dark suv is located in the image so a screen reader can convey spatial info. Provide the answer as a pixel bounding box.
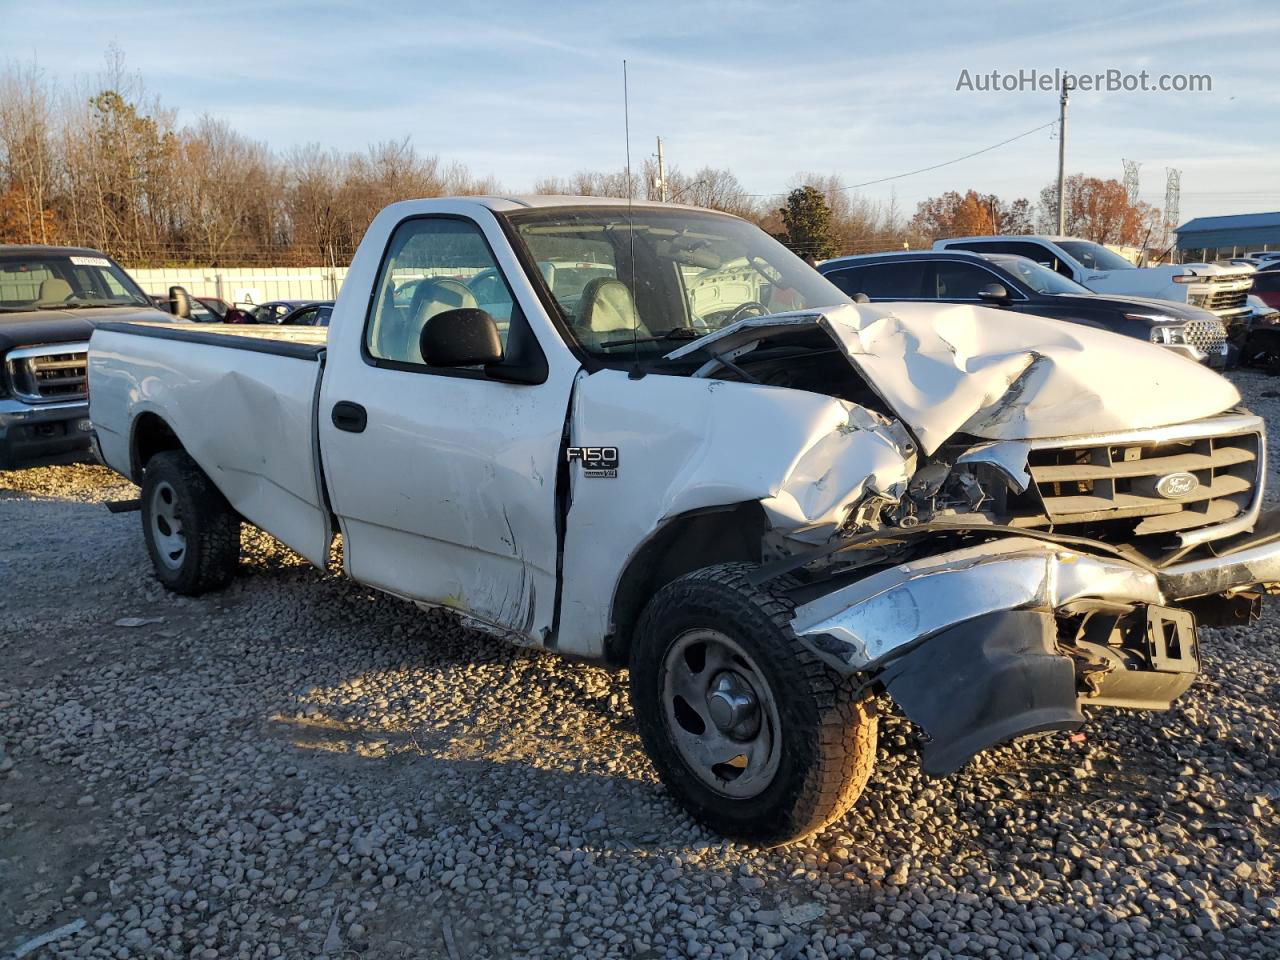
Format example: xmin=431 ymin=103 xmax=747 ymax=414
xmin=819 ymin=250 xmax=1229 ymax=367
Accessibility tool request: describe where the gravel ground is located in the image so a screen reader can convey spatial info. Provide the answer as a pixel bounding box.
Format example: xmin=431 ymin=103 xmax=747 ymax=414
xmin=2 ymin=372 xmax=1280 ymax=960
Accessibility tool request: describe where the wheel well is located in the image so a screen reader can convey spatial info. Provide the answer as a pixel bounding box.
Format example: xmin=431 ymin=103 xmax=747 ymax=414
xmin=605 ymin=501 xmax=767 ymax=667
xmin=130 ymin=412 xmax=183 ymax=482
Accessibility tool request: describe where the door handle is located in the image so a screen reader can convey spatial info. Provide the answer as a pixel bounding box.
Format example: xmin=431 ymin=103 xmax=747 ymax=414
xmin=331 ymin=401 xmax=367 ymax=433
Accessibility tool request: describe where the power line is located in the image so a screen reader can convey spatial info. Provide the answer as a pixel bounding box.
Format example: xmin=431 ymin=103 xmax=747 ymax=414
xmin=747 ymin=119 xmax=1059 ymax=198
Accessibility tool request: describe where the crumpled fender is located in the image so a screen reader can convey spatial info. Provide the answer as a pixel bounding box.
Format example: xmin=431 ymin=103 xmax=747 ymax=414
xmin=789 ymin=537 xmax=1163 ymax=671
xmin=787 ymin=537 xmax=1163 ymax=775
xmin=877 ymin=609 xmax=1083 ymax=776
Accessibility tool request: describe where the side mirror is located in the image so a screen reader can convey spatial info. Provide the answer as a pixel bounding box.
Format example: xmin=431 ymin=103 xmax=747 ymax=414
xmin=168 ymin=286 xmax=192 ymax=319
xmin=851 ymin=292 xmax=871 ymax=304
xmin=977 ymin=282 xmax=1011 ymax=304
xmin=419 ymin=308 xmax=503 ymax=367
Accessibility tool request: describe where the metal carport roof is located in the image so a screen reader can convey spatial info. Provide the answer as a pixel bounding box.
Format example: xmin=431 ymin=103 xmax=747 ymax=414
xmin=1174 ymin=211 xmax=1280 ymax=251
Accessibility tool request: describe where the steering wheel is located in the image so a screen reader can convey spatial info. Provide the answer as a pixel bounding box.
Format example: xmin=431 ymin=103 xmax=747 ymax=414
xmin=723 ymin=300 xmax=771 ymax=325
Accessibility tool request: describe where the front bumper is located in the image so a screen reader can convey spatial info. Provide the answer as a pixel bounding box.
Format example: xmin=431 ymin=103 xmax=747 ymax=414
xmin=1161 ymin=341 xmax=1229 ymax=367
xmin=0 ymin=397 xmax=94 ymax=470
xmin=790 ymin=516 xmax=1280 ymax=774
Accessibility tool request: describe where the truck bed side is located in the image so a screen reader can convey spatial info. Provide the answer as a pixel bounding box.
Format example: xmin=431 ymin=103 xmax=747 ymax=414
xmin=89 ymin=322 xmax=333 ymax=567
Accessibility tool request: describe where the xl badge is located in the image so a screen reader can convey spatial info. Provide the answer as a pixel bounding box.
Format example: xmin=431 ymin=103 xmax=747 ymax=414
xmin=566 ymin=446 xmax=619 ymax=479
xmin=1155 ymin=471 xmax=1198 ymax=499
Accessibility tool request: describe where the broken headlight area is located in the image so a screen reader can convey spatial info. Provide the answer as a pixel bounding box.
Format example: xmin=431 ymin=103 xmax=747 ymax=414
xmin=892 ymin=439 xmax=1032 ymax=531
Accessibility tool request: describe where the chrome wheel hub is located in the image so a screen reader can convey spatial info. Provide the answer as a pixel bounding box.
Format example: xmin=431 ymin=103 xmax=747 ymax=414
xmin=150 ymin=481 xmax=187 ymax=570
xmin=706 ymin=670 xmax=761 ymax=739
xmin=660 ymin=629 xmax=781 ymax=799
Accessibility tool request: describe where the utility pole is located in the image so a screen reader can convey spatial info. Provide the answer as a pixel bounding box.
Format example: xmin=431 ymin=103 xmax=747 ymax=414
xmin=1164 ymin=168 xmax=1182 ymax=264
xmin=1056 ymin=77 xmax=1071 ymax=236
xmin=654 ymin=136 xmax=668 ymax=202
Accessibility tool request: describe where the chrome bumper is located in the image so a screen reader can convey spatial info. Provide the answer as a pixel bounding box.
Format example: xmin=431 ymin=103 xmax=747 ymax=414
xmin=1159 ymin=534 xmax=1280 ymax=600
xmin=792 ymin=519 xmax=1280 ymax=674
xmin=0 ymin=397 xmax=93 ymax=469
xmin=1161 ymin=341 xmax=1229 ymax=367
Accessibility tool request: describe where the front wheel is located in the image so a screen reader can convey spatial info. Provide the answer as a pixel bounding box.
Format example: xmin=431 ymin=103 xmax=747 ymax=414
xmin=141 ymin=450 xmax=241 ymax=595
xmin=630 ymin=563 xmax=877 ymax=846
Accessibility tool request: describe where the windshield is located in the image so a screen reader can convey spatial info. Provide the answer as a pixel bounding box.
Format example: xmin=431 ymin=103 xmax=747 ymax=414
xmin=985 ymin=254 xmax=1092 ymax=295
xmin=503 ymin=207 xmax=849 ymax=362
xmin=1057 ymin=241 xmax=1136 ymax=272
xmin=0 ymin=252 xmax=151 ymax=311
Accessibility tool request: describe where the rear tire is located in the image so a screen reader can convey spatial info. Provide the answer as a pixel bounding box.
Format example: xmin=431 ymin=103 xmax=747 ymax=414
xmin=630 ymin=562 xmax=877 ymax=846
xmin=141 ymin=450 xmax=240 ymax=595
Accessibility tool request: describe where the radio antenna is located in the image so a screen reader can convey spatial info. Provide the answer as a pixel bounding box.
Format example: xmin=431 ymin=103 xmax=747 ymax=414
xmin=623 ymin=59 xmax=643 ymax=378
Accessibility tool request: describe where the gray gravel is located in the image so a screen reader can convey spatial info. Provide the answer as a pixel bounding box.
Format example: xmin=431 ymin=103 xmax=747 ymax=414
xmin=3 ymin=372 xmax=1280 ymax=959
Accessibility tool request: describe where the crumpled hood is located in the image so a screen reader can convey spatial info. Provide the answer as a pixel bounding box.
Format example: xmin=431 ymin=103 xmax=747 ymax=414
xmin=667 ymin=302 xmax=1241 ymax=455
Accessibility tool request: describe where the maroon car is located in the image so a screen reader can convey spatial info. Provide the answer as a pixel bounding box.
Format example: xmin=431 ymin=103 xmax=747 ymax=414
xmin=1252 ymin=267 xmax=1280 ymax=311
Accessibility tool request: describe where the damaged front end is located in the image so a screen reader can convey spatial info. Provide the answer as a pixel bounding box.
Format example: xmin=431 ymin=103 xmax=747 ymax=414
xmin=767 ymin=427 xmax=1280 ymax=776
xmin=783 ymin=536 xmax=1203 ymax=775
xmin=664 ymin=305 xmax=1280 ymax=776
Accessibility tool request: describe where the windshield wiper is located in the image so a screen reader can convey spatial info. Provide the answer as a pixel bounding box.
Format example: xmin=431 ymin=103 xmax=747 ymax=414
xmin=599 ymin=326 xmax=761 ymax=382
xmin=599 ymin=327 xmax=705 ymax=349
xmin=58 ymin=300 xmax=143 ymax=309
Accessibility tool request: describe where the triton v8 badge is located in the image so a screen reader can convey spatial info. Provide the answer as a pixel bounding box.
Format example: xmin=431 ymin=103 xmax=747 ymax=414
xmin=566 ymin=446 xmax=619 ymax=478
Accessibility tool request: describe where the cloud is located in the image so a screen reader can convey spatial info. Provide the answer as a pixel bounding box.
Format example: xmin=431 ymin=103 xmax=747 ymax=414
xmin=2 ymin=0 xmax=1275 ymax=220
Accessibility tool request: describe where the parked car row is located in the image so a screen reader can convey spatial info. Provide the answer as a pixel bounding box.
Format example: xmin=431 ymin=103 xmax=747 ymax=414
xmin=930 ymin=234 xmax=1255 ymax=325
xmin=148 ymin=293 xmax=334 ymax=327
xmin=816 ymin=236 xmax=1280 ymax=373
xmin=820 ymin=249 xmax=1232 ymax=366
xmin=242 ymin=300 xmax=333 ymax=326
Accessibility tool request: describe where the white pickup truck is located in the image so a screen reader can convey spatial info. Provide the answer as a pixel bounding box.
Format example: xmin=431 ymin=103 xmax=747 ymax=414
xmin=90 ymin=196 xmax=1280 ymax=845
xmin=933 ymin=235 xmax=1255 ymax=325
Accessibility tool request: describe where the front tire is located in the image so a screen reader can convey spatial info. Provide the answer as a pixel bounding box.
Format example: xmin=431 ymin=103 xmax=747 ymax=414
xmin=141 ymin=450 xmax=240 ymax=595
xmin=630 ymin=563 xmax=877 ymax=846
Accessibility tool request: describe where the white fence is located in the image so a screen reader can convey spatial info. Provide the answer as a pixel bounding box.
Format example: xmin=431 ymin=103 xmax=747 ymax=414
xmin=127 ymin=266 xmax=348 ymax=306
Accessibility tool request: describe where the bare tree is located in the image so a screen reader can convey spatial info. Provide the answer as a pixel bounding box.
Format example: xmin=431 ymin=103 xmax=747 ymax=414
xmin=0 ymin=61 xmax=61 ymax=243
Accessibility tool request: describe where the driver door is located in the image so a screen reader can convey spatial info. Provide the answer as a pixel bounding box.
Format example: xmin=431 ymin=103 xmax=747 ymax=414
xmin=318 ymin=214 xmax=574 ymax=641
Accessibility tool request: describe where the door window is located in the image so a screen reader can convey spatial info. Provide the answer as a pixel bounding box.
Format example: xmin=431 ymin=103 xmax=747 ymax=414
xmin=931 ymin=262 xmax=1003 ymax=299
xmin=948 ymin=240 xmax=1071 ymax=275
xmin=367 ymin=217 xmax=515 ymax=365
xmin=826 ymin=262 xmax=926 ymax=299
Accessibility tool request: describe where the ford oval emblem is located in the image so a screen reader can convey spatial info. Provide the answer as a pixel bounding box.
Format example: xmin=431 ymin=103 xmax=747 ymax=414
xmin=1156 ymin=472 xmax=1199 ymax=499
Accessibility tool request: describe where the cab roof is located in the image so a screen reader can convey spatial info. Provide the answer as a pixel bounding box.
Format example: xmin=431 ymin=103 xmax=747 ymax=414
xmin=439 ymin=195 xmax=729 ymax=216
xmin=0 ymin=244 xmax=113 ymax=257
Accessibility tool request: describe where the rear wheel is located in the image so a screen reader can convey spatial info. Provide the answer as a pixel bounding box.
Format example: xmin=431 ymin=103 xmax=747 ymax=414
xmin=141 ymin=450 xmax=240 ymax=595
xmin=630 ymin=563 xmax=878 ymax=846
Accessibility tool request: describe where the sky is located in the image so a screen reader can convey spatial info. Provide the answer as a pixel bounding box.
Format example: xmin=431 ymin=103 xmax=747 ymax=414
xmin=2 ymin=0 xmax=1277 ymax=225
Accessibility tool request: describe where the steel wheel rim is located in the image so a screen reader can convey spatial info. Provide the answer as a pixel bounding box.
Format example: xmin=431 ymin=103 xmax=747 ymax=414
xmin=660 ymin=628 xmax=782 ymax=799
xmin=149 ymin=481 xmax=187 ymax=570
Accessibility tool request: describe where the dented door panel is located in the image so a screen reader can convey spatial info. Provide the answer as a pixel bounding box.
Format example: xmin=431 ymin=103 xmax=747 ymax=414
xmin=316 ymin=200 xmax=581 ymax=642
xmin=89 ymin=329 xmax=332 ymax=566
